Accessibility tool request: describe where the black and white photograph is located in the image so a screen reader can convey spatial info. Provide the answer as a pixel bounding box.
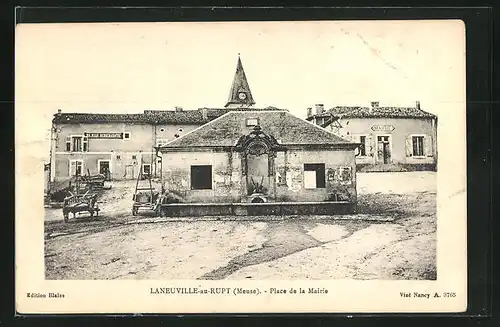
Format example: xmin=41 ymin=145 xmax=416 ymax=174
xmin=15 ymin=19 xmax=467 ymax=313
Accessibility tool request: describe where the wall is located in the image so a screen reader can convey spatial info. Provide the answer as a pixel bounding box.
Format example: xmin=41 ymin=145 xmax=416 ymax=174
xmin=274 ymin=149 xmax=357 ymax=202
xmin=329 ymin=117 xmax=437 ymax=166
xmin=51 ymin=122 xmax=203 ymax=183
xmin=161 ymin=150 xmax=243 ymax=203
xmin=161 ymin=148 xmax=357 ymax=204
xmin=154 ymin=124 xmax=199 ymax=145
xmin=55 ymin=122 xmax=154 ymax=153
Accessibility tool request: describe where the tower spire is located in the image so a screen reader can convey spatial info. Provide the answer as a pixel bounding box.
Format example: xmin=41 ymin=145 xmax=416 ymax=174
xmin=225 ymin=54 xmax=256 ymax=108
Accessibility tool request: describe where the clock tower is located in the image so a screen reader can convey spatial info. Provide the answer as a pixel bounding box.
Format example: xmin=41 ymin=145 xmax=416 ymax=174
xmin=225 ymin=54 xmax=256 ymax=108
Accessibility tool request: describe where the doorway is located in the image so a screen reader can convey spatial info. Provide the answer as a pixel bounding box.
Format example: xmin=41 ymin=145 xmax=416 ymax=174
xmin=377 ymin=135 xmax=391 ymax=164
xmin=246 ymin=153 xmax=269 ymax=195
xmin=98 ymin=160 xmax=111 ymax=181
xmin=125 ymin=165 xmax=135 ymax=180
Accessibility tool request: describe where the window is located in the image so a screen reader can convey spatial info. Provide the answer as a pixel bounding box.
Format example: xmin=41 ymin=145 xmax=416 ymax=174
xmin=69 ymin=160 xmax=83 ymax=176
xmin=65 ymin=137 xmax=71 ymax=152
xmin=160 ymin=128 xmax=165 ymax=132
xmin=412 ymin=136 xmax=424 ymax=156
xmin=359 ymin=136 xmax=366 ymax=156
xmin=191 ymin=165 xmax=212 ymax=190
xmin=83 ymin=137 xmax=88 ymax=152
xmin=68 ymin=135 xmax=88 ymax=152
xmin=116 ymin=155 xmax=121 ymax=160
xmin=132 ymin=155 xmax=137 ymax=160
xmin=246 ymin=118 xmax=259 ymax=126
xmin=124 ymin=132 xmax=130 ymax=139
xmin=72 ymin=136 xmax=82 ymax=152
xmin=143 ymin=164 xmax=151 ymax=175
xmin=303 ymin=163 xmax=326 ymax=189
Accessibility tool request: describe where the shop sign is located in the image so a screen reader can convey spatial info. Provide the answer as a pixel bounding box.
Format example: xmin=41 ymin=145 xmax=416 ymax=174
xmin=85 ymin=132 xmax=123 ymax=139
xmin=371 ymin=125 xmax=395 ymax=132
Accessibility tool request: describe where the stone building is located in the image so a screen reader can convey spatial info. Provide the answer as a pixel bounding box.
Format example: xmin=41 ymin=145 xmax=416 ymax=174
xmin=158 ymin=110 xmax=358 ymax=214
xmin=306 ymin=101 xmax=438 ymax=171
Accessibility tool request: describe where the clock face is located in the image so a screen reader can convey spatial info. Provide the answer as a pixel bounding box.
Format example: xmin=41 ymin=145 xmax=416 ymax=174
xmin=238 ymin=92 xmax=247 ymax=100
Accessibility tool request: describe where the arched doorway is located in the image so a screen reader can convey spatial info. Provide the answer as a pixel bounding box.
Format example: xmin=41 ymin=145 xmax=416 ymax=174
xmin=234 ymin=125 xmax=284 ymax=201
xmin=246 ymin=141 xmax=270 ymax=195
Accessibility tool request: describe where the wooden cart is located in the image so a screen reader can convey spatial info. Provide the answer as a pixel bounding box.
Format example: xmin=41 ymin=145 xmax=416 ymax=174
xmin=62 ymin=191 xmax=100 ymax=222
xmin=80 ymin=169 xmax=106 ymax=191
xmin=131 ymin=158 xmax=162 ymax=216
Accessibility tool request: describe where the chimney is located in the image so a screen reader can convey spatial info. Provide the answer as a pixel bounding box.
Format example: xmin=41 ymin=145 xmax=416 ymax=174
xmin=201 ymin=108 xmax=208 ymax=121
xmin=57 ymin=109 xmax=62 ymax=114
xmin=306 ymin=107 xmax=313 ymax=118
xmin=315 ymin=104 xmax=325 ymax=114
xmin=370 ymin=101 xmax=379 ymax=109
xmin=175 ymin=106 xmax=183 ymax=112
xmin=416 ymin=101 xmax=421 ymax=109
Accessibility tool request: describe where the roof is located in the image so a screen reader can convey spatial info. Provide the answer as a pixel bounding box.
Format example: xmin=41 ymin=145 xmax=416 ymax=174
xmin=52 ymin=113 xmax=148 ymax=124
xmin=161 ymin=110 xmax=355 ymax=149
xmin=53 ymin=107 xmax=287 ymax=125
xmin=308 ymin=105 xmax=437 ymax=120
xmin=143 ymin=110 xmax=207 ymax=124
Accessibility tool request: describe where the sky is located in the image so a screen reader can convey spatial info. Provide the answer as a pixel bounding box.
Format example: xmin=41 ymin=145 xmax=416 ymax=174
xmin=15 ymin=20 xmax=466 ymax=162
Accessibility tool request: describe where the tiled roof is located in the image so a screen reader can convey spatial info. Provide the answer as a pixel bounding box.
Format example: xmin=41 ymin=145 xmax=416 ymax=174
xmin=162 ymin=111 xmax=354 ymax=149
xmin=52 ymin=113 xmax=148 ymax=124
xmin=203 ymin=106 xmax=287 ymax=118
xmin=309 ymin=106 xmax=436 ymax=119
xmin=143 ymin=110 xmax=207 ymax=124
xmin=53 ymin=107 xmax=288 ymax=124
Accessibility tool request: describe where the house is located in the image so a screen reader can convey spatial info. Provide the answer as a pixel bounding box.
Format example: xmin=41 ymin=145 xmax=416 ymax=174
xmin=157 ymin=110 xmax=359 ymax=216
xmin=306 ymin=101 xmax=438 ymax=171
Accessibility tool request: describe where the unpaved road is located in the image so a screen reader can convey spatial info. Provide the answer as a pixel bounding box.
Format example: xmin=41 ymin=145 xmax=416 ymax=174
xmin=45 ymin=172 xmax=436 ymax=280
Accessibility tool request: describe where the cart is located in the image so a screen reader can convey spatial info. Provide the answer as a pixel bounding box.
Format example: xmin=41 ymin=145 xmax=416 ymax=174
xmin=62 ymin=191 xmax=100 ymax=222
xmin=81 ymin=169 xmax=106 ymax=191
xmin=131 ymin=158 xmax=162 ymax=216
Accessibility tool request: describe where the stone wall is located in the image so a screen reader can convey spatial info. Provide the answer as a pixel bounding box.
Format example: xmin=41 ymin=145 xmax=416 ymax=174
xmin=161 ymin=148 xmax=357 ymax=204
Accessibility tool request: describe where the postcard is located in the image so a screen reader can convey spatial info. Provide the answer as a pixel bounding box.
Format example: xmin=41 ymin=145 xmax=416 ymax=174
xmin=15 ymin=19 xmax=467 ymax=314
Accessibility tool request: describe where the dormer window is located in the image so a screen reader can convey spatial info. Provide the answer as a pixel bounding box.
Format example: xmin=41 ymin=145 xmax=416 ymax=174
xmin=246 ymin=117 xmax=259 ymax=127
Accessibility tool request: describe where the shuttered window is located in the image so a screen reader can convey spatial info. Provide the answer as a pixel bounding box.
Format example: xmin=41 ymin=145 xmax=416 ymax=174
xmin=412 ymin=136 xmax=424 ymax=156
xmin=69 ymin=160 xmax=83 ymax=176
xmin=352 ymin=134 xmax=369 ymax=157
xmin=406 ymin=135 xmax=432 ymax=157
xmin=72 ymin=136 xmax=82 ymax=152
